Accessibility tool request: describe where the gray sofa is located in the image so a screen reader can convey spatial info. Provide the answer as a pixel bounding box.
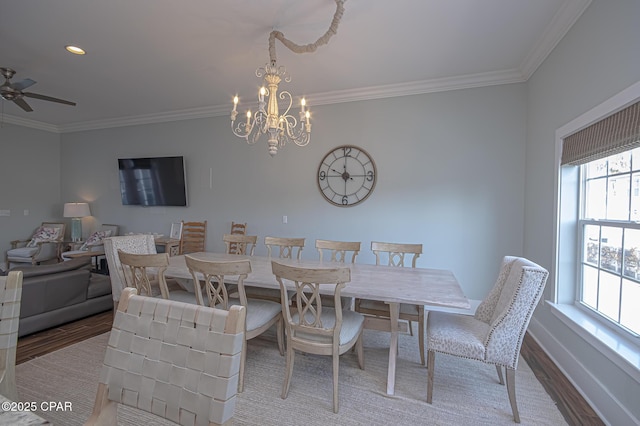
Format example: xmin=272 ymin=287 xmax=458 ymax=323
xmin=10 ymin=257 xmax=113 ymax=337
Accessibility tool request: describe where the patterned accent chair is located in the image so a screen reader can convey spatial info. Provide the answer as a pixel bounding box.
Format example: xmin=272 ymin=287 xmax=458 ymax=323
xmin=0 ymin=271 xmax=23 ymax=401
xmin=426 ymin=256 xmax=549 ymax=423
xmin=86 ymin=288 xmax=246 ymax=426
xmin=6 ymin=222 xmax=66 ymax=267
xmin=103 ymin=235 xmax=157 ymax=309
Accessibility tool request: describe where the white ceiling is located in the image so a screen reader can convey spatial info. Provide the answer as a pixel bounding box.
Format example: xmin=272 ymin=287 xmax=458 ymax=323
xmin=0 ymin=0 xmax=591 ymax=133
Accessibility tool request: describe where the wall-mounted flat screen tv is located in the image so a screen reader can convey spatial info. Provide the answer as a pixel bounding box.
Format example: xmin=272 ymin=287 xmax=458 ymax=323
xmin=118 ymin=156 xmax=187 ymax=206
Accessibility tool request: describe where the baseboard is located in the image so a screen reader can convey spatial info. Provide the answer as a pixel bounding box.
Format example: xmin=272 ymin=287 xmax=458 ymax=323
xmin=528 ymin=317 xmax=638 ymax=426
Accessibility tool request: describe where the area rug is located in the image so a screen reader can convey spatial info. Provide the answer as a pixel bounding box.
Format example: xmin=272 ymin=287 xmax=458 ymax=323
xmin=16 ymin=328 xmax=566 ymax=425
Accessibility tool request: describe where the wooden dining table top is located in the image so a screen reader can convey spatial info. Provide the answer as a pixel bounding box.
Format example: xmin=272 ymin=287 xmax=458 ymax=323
xmin=166 ymin=252 xmax=470 ymax=310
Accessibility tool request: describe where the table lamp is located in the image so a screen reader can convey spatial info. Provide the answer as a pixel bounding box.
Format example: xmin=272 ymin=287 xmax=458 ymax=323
xmin=63 ymin=202 xmax=91 ymax=242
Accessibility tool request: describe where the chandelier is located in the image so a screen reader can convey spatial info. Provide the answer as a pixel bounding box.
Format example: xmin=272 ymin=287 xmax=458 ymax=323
xmin=230 ymin=0 xmax=345 ymax=157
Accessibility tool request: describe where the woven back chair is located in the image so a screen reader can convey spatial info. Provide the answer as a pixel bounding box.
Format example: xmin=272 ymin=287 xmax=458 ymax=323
xmin=86 ymin=287 xmax=246 ymax=426
xmin=0 ymin=271 xmax=23 ymax=401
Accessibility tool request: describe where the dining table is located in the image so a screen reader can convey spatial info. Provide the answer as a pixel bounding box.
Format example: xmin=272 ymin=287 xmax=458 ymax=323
xmin=165 ymin=252 xmax=470 ymax=396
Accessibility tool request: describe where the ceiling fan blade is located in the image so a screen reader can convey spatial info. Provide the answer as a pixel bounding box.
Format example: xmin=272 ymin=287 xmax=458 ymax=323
xmin=23 ymin=92 xmax=76 ymax=106
xmin=11 ymin=78 xmax=36 ymax=91
xmin=13 ymin=97 xmax=33 ymax=112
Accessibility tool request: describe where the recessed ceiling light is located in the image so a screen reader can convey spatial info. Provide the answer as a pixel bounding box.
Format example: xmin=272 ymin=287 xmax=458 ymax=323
xmin=65 ymin=45 xmax=86 ymax=55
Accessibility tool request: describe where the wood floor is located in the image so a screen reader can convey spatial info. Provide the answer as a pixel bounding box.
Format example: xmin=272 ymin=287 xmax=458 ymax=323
xmin=16 ymin=312 xmax=604 ymax=426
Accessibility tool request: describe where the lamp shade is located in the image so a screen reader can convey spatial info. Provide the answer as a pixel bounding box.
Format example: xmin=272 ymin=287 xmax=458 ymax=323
xmin=63 ymin=202 xmax=91 ymax=218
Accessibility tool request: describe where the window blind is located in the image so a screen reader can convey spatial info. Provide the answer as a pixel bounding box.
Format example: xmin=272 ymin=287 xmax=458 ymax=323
xmin=561 ymin=101 xmax=640 ymax=165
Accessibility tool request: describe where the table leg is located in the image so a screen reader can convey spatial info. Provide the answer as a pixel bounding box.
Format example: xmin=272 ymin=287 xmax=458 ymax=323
xmin=386 ymin=302 xmax=399 ymax=395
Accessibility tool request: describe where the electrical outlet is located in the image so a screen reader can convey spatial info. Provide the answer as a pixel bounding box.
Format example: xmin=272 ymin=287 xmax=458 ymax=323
xmin=0 ymin=210 xmax=10 ymax=216
xmin=282 ymin=215 xmax=288 ymax=224
xmin=24 ymin=209 xmax=29 ymax=216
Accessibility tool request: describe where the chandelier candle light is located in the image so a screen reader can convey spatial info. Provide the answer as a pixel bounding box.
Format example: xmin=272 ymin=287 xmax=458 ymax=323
xmin=231 ymin=0 xmax=345 ymax=157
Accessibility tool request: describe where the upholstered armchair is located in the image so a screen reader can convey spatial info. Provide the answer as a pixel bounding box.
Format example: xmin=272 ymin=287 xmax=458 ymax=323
xmin=61 ymin=224 xmax=119 ymax=261
xmin=6 ymin=222 xmax=66 ymax=268
xmin=426 ymin=256 xmax=549 ymax=423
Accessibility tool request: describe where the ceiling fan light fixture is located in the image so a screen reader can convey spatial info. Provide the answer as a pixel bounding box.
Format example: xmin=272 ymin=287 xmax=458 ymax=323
xmin=65 ymin=45 xmax=86 ymax=55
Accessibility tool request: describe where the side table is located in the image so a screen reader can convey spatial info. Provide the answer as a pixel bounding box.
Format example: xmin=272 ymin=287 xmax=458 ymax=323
xmin=155 ymin=237 xmax=180 ymax=256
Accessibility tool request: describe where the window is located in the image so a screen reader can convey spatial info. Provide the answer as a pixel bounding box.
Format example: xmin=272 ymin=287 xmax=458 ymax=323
xmin=580 ymin=149 xmax=640 ymax=336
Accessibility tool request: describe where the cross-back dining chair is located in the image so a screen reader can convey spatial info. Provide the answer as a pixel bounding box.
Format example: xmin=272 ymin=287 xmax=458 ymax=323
xmin=355 ymin=241 xmax=426 ymax=364
xmin=245 ymin=236 xmax=305 ymax=303
xmin=265 ymin=236 xmax=305 ymax=260
xmin=103 ymin=234 xmax=157 ymax=310
xmin=223 ymin=234 xmax=257 ymax=255
xmin=85 ymin=287 xmax=246 ymax=426
xmin=185 ymin=255 xmax=284 ymax=392
xmin=315 ymin=239 xmax=361 ymax=309
xmin=179 ymin=220 xmax=207 ymax=254
xmin=0 ymin=271 xmax=23 ymax=401
xmin=271 ymin=261 xmax=364 ymax=413
xmin=315 ymin=239 xmax=361 ymax=263
xmin=426 ymin=256 xmax=549 ymax=423
xmin=117 ymin=250 xmax=197 ymax=305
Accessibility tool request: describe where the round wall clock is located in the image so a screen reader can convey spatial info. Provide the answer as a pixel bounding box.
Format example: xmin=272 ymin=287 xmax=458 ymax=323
xmin=317 ymin=145 xmax=377 ymax=207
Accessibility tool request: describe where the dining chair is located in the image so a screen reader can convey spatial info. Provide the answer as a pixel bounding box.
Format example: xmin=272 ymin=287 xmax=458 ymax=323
xmin=185 ymin=255 xmax=284 ymax=392
xmin=355 ymin=241 xmax=426 ymax=364
xmin=85 ymin=287 xmax=246 ymax=426
xmin=426 ymin=256 xmax=549 ymax=423
xmin=103 ymin=234 xmax=157 ymax=310
xmin=271 ymin=261 xmax=364 ymax=413
xmin=223 ymin=234 xmax=257 ymax=255
xmin=0 ymin=271 xmax=23 ymax=401
xmin=229 ymin=221 xmax=247 ymax=254
xmin=264 ymin=236 xmax=305 ymax=260
xmin=247 ymin=236 xmax=305 ymax=303
xmin=179 ymin=220 xmax=207 ymax=254
xmin=117 ymin=250 xmax=197 ymax=304
xmin=315 ymin=239 xmax=361 ymax=263
xmin=315 ymin=239 xmax=361 ymax=309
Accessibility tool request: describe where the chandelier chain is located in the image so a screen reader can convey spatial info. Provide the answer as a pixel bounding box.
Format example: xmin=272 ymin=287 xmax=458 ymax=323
xmin=268 ymin=0 xmax=346 ymax=64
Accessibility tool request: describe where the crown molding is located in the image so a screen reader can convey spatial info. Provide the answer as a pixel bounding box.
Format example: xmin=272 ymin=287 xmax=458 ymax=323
xmin=45 ymin=69 xmax=523 ymax=133
xmin=0 ymin=114 xmax=60 ymax=133
xmin=4 ymin=0 xmax=592 ymax=135
xmin=520 ymin=0 xmax=592 ymax=80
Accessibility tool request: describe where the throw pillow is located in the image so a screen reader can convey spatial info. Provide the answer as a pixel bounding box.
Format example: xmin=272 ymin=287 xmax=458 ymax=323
xmin=79 ymin=230 xmax=113 ymax=251
xmin=27 ymin=227 xmax=61 ymax=247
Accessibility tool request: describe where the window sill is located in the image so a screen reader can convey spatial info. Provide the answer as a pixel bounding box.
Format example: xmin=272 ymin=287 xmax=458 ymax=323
xmin=547 ymin=302 xmax=640 ymax=382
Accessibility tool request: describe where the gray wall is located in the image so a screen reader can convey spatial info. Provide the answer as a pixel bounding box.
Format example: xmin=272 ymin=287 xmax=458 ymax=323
xmin=0 ymin=124 xmax=61 ymax=255
xmin=525 ymin=0 xmax=640 ymax=424
xmin=59 ymin=83 xmax=527 ymax=300
xmin=2 ymin=0 xmax=638 ymax=422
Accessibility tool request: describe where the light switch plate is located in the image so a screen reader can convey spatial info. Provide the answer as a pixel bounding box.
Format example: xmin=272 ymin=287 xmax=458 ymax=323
xmin=0 ymin=210 xmax=10 ymax=216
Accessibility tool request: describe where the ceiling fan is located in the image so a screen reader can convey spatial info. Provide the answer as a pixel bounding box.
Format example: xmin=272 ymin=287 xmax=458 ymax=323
xmin=0 ymin=67 xmax=76 ymax=112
